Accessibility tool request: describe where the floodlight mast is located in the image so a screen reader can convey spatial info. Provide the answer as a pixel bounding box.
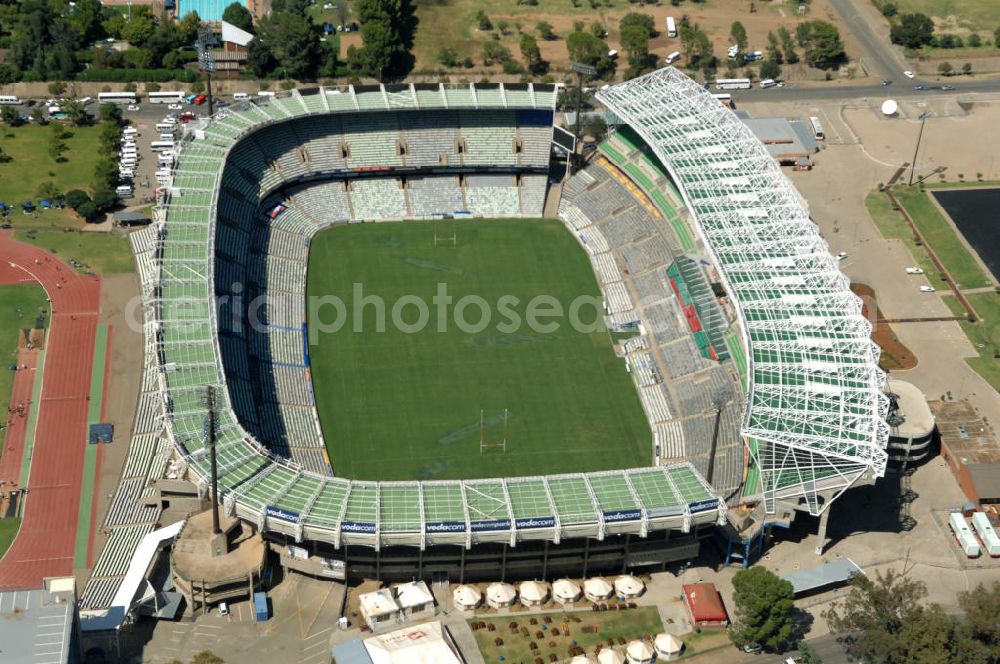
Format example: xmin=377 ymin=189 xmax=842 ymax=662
xmin=570 ymin=61 xmax=598 ymax=172
xmin=203 ymin=386 xmax=221 ymax=535
xmin=196 ymin=25 xmax=216 ymax=117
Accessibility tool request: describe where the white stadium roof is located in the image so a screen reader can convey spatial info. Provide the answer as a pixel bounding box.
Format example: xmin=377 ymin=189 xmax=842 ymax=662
xmin=597 ymin=68 xmax=889 ymax=514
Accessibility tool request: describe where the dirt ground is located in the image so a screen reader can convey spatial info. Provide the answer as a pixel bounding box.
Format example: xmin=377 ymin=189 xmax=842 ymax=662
xmin=852 ymin=282 xmax=919 ymax=370
xmin=81 ymin=269 xmax=143 ymax=579
xmin=411 ymin=0 xmax=870 ymax=81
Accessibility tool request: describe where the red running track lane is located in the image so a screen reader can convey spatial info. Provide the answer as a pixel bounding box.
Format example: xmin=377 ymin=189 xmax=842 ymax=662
xmin=0 ymin=231 xmax=101 ymax=590
xmin=0 ymin=350 xmax=39 ymax=491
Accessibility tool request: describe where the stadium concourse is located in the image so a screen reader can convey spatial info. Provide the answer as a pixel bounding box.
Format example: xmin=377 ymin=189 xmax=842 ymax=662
xmin=76 ymin=71 xmax=888 ymax=614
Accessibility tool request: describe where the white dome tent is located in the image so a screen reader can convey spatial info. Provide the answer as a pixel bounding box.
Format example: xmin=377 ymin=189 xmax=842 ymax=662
xmin=881 ymin=99 xmax=898 ymax=116
xmin=571 ymin=656 xmax=598 ymax=664
xmin=553 ymin=578 xmax=582 ymax=605
xmin=584 ymin=577 xmax=614 ymax=602
xmin=625 ymin=639 xmax=656 ymax=664
xmin=614 ymin=574 xmax=645 ymax=599
xmin=519 ymin=580 xmax=549 ymax=607
xmin=452 ymin=585 xmax=481 ymax=611
xmin=654 ymin=633 xmax=684 ymax=660
xmin=597 ymin=650 xmax=626 ymax=664
xmin=485 ymin=582 xmax=517 ymax=609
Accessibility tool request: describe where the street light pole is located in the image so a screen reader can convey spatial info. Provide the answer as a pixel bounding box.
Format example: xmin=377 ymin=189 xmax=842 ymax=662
xmin=908 ymin=111 xmax=931 ymax=186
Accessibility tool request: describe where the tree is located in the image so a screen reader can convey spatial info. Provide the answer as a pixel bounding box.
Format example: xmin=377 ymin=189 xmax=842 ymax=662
xmin=801 ymin=21 xmax=845 ymax=69
xmin=760 ymin=59 xmax=781 ymax=80
xmin=779 ymin=26 xmax=799 ymax=64
xmin=565 ymin=31 xmax=614 ymax=77
xmin=536 ymin=21 xmax=556 ymax=40
xmin=222 ymin=3 xmax=254 ymax=33
xmin=99 ymin=103 xmax=123 ymax=125
xmin=797 ymin=641 xmax=823 ymax=664
xmin=519 ymin=33 xmax=544 ymax=74
xmin=476 ymin=10 xmax=492 ymax=31
xmin=121 ymin=7 xmax=156 ymax=45
xmin=957 ymin=581 xmax=1000 ymax=657
xmin=48 ymin=81 xmax=67 ymax=96
xmin=731 ymin=21 xmax=748 ymax=52
xmin=881 ymin=2 xmax=898 ymax=17
xmin=938 ymin=61 xmax=953 ymax=76
xmin=995 ymin=26 xmax=1000 ymax=48
xmin=178 ymin=11 xmax=203 ymax=46
xmin=962 ymin=62 xmax=973 ymax=75
xmin=246 ymin=37 xmax=276 ymax=77
xmin=437 ymin=46 xmax=459 ymax=67
xmin=92 ymin=188 xmax=117 ymax=211
xmin=190 ymin=651 xmax=224 ymax=664
xmin=619 ymin=12 xmax=655 ymax=38
xmin=256 ymin=11 xmax=322 ymax=79
xmin=968 ymin=33 xmax=982 ymax=47
xmin=0 ymin=105 xmax=21 ymax=126
xmin=621 ymin=25 xmax=651 ymax=77
xmin=48 ymin=136 xmax=68 ymax=162
xmin=350 ymin=0 xmax=417 ymax=80
xmin=680 ymin=23 xmax=714 ymax=70
xmin=729 ymin=566 xmax=797 ymax=652
xmin=890 ymin=13 xmax=935 ymax=49
xmin=76 ymin=200 xmax=99 ymax=222
xmin=60 ymin=99 xmax=90 ymax=127
xmin=65 ymin=190 xmax=90 ymax=209
xmin=824 ymin=567 xmax=945 ymax=664
xmin=590 ymin=21 xmax=606 ymax=39
xmin=482 ymin=41 xmax=512 ymax=65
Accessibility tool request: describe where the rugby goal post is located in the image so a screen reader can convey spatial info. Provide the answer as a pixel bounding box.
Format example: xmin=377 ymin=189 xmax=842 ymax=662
xmin=479 ymin=408 xmax=509 ymax=455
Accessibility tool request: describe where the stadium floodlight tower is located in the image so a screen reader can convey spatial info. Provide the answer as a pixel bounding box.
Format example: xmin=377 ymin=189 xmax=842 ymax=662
xmin=569 ymin=61 xmax=598 ymax=169
xmin=196 ymin=25 xmax=216 ymax=117
xmin=596 ymin=67 xmax=889 ymax=549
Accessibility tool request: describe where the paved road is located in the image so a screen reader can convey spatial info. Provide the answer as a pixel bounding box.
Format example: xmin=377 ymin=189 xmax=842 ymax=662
xmin=829 ymin=0 xmax=906 ymax=81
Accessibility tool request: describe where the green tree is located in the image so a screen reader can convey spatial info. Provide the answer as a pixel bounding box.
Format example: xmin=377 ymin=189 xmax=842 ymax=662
xmin=48 ymin=135 xmax=68 ymax=162
xmin=68 ymin=0 xmax=106 ymax=44
xmin=619 ymin=12 xmax=655 ymax=38
xmin=351 ymin=0 xmax=417 ymax=80
xmin=760 ymin=58 xmax=781 ymax=80
xmin=801 ymin=21 xmax=845 ymax=69
xmin=565 ymin=31 xmax=614 ymax=77
xmin=956 ymin=581 xmax=1000 ymax=659
xmin=536 ymin=21 xmax=556 ymax=40
xmin=222 ymin=2 xmax=254 ymax=33
xmin=92 ymin=188 xmax=117 ymax=211
xmin=65 ymin=190 xmax=91 ymax=209
xmin=825 ymin=568 xmax=940 ymax=664
xmin=246 ymin=37 xmax=276 ymax=77
xmin=61 ymin=100 xmax=90 ymax=127
xmin=476 ymin=10 xmax=492 ymax=31
xmin=962 ymin=62 xmax=973 ymax=75
xmin=77 ymin=200 xmax=99 ymax=222
xmin=0 ymin=105 xmax=21 ymax=126
xmin=881 ymin=2 xmax=898 ymax=17
xmin=482 ymin=41 xmax=512 ymax=65
xmin=519 ymin=33 xmax=544 ymax=74
xmin=766 ymin=31 xmax=782 ymax=64
xmin=797 ymin=641 xmax=823 ymax=664
xmin=121 ymin=7 xmax=156 ymax=45
xmin=620 ymin=25 xmax=651 ymax=77
xmin=938 ymin=61 xmax=953 ymax=76
xmin=178 ymin=11 xmax=203 ymax=46
xmin=779 ymin=26 xmax=798 ymax=64
xmin=590 ymin=21 xmax=606 ymax=39
xmin=890 ymin=13 xmax=935 ymax=49
xmin=256 ymin=11 xmax=321 ymax=79
xmin=437 ymin=46 xmax=459 ymax=67
xmin=190 ymin=651 xmax=224 ymax=664
xmin=729 ymin=566 xmax=797 ymax=652
xmin=731 ymin=21 xmax=748 ymax=52
xmin=680 ymin=23 xmax=714 ymax=70
xmin=995 ymin=26 xmax=1000 ymax=48
xmin=0 ymin=64 xmax=20 ymax=85
xmin=48 ymin=81 xmax=67 ymax=96
xmin=968 ymin=33 xmax=982 ymax=47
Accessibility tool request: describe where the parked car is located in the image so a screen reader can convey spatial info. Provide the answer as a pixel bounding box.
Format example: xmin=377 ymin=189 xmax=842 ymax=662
xmin=126 ymin=104 xmax=140 ymax=111
xmin=941 ymin=85 xmax=955 ymax=91
xmin=836 ymin=251 xmax=848 ymax=261
xmin=905 ymin=267 xmax=924 ymax=274
xmin=903 ymin=70 xmax=915 ymax=78
xmin=915 ymin=84 xmax=928 ymax=90
xmin=168 ymin=103 xmax=183 ymax=110
xmin=881 ymin=79 xmax=892 ymax=86
xmin=919 ymin=285 xmax=936 ymax=293
xmin=218 ymin=602 xmax=229 ymax=616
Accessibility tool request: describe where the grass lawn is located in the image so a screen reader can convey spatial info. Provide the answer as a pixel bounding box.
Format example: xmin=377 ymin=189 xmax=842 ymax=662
xmin=942 ymin=293 xmax=1000 ymax=396
xmin=306 ymin=218 xmax=650 ymax=481
xmin=471 ymin=607 xmax=664 ymax=663
xmin=893 ymin=186 xmax=991 ymax=290
xmin=0 ymin=123 xmax=105 ymax=228
xmin=0 ymin=284 xmax=48 ymax=465
xmin=883 ymin=0 xmax=999 ymax=32
xmin=0 ymin=518 xmax=21 ymax=560
xmin=864 ymin=190 xmax=941 ymax=283
xmin=14 ymin=230 xmax=134 ymax=274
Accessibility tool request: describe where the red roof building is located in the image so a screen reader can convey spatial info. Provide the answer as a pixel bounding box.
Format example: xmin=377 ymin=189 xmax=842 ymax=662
xmin=682 ymin=583 xmax=729 ymax=627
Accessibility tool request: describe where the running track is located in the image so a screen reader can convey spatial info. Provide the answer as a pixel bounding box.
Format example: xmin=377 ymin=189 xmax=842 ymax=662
xmin=0 ymin=231 xmax=101 ymax=590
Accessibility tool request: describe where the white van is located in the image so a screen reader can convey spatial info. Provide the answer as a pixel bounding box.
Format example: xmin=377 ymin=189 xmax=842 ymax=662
xmin=233 ymin=92 xmax=249 ymax=101
xmin=759 ymin=79 xmax=778 ymax=89
xmin=257 ymin=90 xmax=276 ymax=98
xmin=155 ymin=122 xmax=174 ymax=132
xmin=116 ymin=185 xmax=134 ymax=197
xmin=665 ymin=51 xmax=681 ymax=64
xmin=158 ymin=154 xmax=174 ymax=165
xmin=158 ymin=133 xmax=175 ymax=142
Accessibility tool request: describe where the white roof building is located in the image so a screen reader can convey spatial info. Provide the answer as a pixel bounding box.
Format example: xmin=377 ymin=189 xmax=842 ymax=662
xmin=363 ymin=621 xmax=463 ymax=664
xmin=220 ymin=21 xmax=254 ymax=48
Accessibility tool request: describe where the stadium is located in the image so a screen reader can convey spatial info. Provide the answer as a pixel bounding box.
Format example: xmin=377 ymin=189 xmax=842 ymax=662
xmin=83 ymin=67 xmax=889 ymax=605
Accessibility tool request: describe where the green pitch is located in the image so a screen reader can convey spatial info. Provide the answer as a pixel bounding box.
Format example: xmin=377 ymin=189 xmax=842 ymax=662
xmin=306 ymin=218 xmax=651 ymax=481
